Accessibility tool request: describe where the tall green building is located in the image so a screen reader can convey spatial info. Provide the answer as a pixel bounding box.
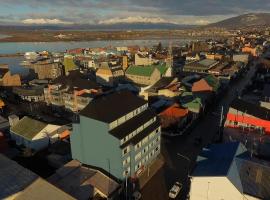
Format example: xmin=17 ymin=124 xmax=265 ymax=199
xmin=71 ymin=91 xmax=161 ymax=180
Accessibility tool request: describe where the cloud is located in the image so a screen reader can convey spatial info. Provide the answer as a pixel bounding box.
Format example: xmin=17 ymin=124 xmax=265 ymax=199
xmin=0 ymin=0 xmax=270 ymax=26
xmin=98 ymin=16 xmax=173 ymax=24
xmin=22 ymin=18 xmax=73 ymax=25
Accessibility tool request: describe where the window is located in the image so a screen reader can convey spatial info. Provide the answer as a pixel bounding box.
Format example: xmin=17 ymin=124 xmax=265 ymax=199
xmin=122 ymin=146 xmax=130 ymax=156
xmin=123 ymin=167 xmax=130 ymax=177
xmin=135 ymin=142 xmax=141 ymax=151
xmin=142 ymin=146 xmax=148 ymax=154
xmin=155 ymin=145 xmax=160 ymax=152
xmin=123 ymin=156 xmax=130 ymax=166
xmin=135 ymin=162 xmax=142 ymax=171
xmin=135 ymin=152 xmax=142 ymax=161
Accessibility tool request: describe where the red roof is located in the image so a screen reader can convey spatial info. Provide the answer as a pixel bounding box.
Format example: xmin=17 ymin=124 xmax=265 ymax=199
xmin=160 ymin=103 xmax=188 ymax=118
xmin=192 ymin=79 xmax=213 ymax=92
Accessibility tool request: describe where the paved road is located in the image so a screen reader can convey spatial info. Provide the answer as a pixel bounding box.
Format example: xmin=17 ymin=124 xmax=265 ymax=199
xmin=141 ymin=62 xmax=257 ymax=200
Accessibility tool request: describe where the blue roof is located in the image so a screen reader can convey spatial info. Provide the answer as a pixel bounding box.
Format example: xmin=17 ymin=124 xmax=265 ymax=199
xmin=192 ymin=142 xmax=270 ymax=199
xmin=192 ymin=142 xmax=246 ymax=176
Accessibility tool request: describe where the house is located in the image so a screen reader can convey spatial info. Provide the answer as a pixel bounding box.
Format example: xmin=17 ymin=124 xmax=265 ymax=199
xmin=28 ymin=58 xmax=63 ymax=79
xmin=0 ymin=153 xmax=74 ymax=200
xmin=44 ymin=70 xmax=101 ymax=112
xmin=190 ymin=142 xmax=270 ymax=200
xmin=183 ymin=59 xmax=219 ymax=74
xmin=125 ymin=64 xmax=168 ymax=86
xmin=63 ymin=55 xmax=78 ymax=75
xmin=233 ymin=54 xmax=250 ymax=64
xmin=13 ymin=85 xmax=45 ymax=102
xmin=242 ymin=45 xmax=258 ymax=57
xmin=205 ymin=53 xmax=224 ymax=60
xmin=225 ymin=98 xmax=270 ymax=135
xmin=159 ymin=103 xmax=189 ymax=134
xmin=71 ymin=91 xmax=161 ymax=180
xmin=135 ymin=53 xmax=154 ymax=66
xmin=1 ymin=71 xmax=21 ymax=86
xmin=10 ymin=116 xmax=70 ymax=152
xmin=185 ymin=52 xmax=200 ymax=62
xmin=192 ymin=75 xmax=220 ymax=93
xmin=179 ymin=92 xmax=203 ymax=116
xmin=141 ymin=77 xmax=180 ymax=100
xmin=48 ymin=160 xmax=121 ymax=200
xmin=96 ymin=62 xmax=124 ymax=87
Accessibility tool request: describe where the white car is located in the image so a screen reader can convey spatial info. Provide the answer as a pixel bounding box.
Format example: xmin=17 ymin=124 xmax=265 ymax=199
xmin=133 ymin=191 xmax=141 ymax=200
xmin=169 ymin=182 xmax=182 ymax=199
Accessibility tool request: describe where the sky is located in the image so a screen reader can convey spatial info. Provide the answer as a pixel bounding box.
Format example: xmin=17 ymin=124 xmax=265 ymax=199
xmin=0 ymin=0 xmax=270 ymax=26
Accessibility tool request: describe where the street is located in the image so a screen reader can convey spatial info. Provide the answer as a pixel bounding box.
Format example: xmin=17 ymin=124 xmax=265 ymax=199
xmin=141 ymin=62 xmax=257 ymax=200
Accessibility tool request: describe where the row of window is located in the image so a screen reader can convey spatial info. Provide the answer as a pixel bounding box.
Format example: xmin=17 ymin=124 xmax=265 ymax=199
xmin=109 ymin=103 xmax=148 ymax=130
xmin=120 ymin=116 xmax=156 ymax=146
xmin=123 ymin=134 xmax=160 ymax=168
xmin=122 ymin=126 xmax=160 ymax=159
xmin=122 ymin=144 xmax=161 ymax=178
xmin=135 ymin=145 xmax=160 ymax=173
xmin=134 ymin=127 xmax=160 ymax=152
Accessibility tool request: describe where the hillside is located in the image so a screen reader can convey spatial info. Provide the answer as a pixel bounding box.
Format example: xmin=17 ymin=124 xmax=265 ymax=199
xmin=208 ymin=13 xmax=270 ymax=28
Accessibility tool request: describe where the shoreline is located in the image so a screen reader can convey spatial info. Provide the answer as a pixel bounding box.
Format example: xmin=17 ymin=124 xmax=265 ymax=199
xmin=0 ymin=30 xmax=228 ymax=43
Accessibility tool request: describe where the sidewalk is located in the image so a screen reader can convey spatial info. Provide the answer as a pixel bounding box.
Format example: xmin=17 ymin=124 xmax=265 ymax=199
xmin=138 ymin=155 xmax=165 ymax=189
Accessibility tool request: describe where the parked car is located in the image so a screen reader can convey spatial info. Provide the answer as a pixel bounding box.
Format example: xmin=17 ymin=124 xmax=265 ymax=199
xmin=169 ymin=181 xmax=182 ymax=199
xmin=133 ymin=191 xmax=141 ymax=200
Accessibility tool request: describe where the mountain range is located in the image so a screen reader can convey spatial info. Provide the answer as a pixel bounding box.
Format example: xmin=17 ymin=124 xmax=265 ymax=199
xmin=0 ymin=13 xmax=270 ymax=31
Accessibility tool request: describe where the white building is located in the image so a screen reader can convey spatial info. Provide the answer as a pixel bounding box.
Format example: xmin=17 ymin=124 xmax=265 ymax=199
xmin=10 ymin=116 xmax=69 ymax=151
xmin=190 ymin=142 xmax=270 ymax=200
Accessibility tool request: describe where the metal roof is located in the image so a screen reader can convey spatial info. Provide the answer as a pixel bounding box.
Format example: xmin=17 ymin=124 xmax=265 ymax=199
xmin=10 ymin=116 xmax=47 ymax=140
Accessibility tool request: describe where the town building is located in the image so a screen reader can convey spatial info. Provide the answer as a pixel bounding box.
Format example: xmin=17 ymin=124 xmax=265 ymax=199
xmin=48 ymin=160 xmax=121 ymax=199
xmin=0 ymin=71 xmax=21 ymax=86
xmin=183 ymin=59 xmax=219 ymax=74
xmin=192 ymin=75 xmax=220 ymax=93
xmin=10 ymin=116 xmax=70 ymax=152
xmin=190 ymin=142 xmax=270 ymax=200
xmin=44 ymin=70 xmax=101 ymax=112
xmin=13 ymin=85 xmax=45 ymax=102
xmin=71 ymin=91 xmax=161 ymax=180
xmin=63 ymin=55 xmax=78 ymax=75
xmin=96 ymin=61 xmax=124 ymax=87
xmin=225 ymin=98 xmax=270 ymax=135
xmin=125 ymin=64 xmax=168 ymax=86
xmin=0 ymin=153 xmax=74 ymax=200
xmin=233 ymin=54 xmax=250 ymax=64
xmin=140 ymin=77 xmax=181 ymax=100
xmin=28 ymin=58 xmax=63 ymax=79
xmin=135 ymin=53 xmax=155 ymax=66
xmin=159 ymin=103 xmax=189 ymax=135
